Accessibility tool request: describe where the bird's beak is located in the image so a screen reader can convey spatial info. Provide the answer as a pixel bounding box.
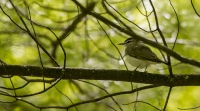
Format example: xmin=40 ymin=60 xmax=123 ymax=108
xmin=118 ymin=43 xmax=125 ymax=45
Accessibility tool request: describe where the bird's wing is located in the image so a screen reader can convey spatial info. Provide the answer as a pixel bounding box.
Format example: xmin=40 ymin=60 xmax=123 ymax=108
xmin=127 ymin=45 xmax=162 ymax=63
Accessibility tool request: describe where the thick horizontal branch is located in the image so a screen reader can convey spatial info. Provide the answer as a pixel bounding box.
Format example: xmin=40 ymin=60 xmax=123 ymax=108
xmin=0 ymin=65 xmax=200 ymax=86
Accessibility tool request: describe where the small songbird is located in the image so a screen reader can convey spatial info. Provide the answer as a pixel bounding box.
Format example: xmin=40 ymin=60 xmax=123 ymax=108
xmin=119 ymin=38 xmax=167 ymax=69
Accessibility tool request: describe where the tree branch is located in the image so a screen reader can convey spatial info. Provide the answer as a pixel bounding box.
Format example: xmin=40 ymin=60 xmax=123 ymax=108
xmin=71 ymin=0 xmax=200 ymax=68
xmin=0 ymin=65 xmax=200 ymax=86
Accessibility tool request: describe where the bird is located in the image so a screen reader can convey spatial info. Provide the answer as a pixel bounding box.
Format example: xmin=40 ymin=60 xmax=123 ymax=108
xmin=118 ymin=37 xmax=167 ymax=69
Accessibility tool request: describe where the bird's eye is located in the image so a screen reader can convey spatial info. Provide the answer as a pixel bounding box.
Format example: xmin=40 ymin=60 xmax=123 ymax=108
xmin=126 ymin=40 xmax=132 ymax=43
xmin=124 ymin=38 xmax=134 ymax=44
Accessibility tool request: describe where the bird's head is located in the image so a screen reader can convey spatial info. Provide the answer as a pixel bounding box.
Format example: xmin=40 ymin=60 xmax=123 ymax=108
xmin=118 ymin=38 xmax=138 ymax=47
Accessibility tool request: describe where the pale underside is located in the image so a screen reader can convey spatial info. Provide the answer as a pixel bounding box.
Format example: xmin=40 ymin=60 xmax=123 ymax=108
xmin=125 ymin=55 xmax=158 ymax=69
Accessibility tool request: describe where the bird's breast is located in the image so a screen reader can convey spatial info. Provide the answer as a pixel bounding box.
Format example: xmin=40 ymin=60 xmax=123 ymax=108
xmin=125 ymin=55 xmax=156 ymax=68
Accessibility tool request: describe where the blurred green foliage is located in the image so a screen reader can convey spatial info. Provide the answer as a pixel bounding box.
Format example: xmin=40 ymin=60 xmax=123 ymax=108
xmin=1 ymin=0 xmax=200 ymax=111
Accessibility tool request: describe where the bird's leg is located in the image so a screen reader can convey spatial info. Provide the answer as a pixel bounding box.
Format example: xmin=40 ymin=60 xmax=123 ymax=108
xmin=122 ymin=54 xmax=126 ymax=59
xmin=144 ymin=66 xmax=148 ymax=72
xmin=134 ymin=65 xmax=140 ymax=71
xmin=0 ymin=60 xmax=7 ymax=65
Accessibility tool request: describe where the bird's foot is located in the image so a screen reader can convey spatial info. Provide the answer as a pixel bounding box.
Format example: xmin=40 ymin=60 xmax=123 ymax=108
xmin=133 ymin=66 xmax=140 ymax=71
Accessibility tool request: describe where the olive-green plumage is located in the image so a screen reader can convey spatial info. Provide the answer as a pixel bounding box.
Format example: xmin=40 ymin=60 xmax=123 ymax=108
xmin=119 ymin=38 xmax=166 ymax=68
